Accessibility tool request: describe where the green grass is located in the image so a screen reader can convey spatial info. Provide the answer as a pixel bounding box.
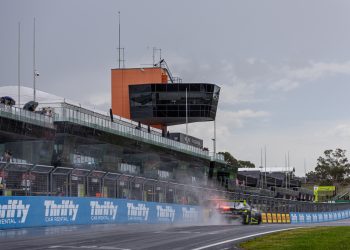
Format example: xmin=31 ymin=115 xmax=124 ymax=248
xmin=239 ymin=227 xmax=350 ymax=250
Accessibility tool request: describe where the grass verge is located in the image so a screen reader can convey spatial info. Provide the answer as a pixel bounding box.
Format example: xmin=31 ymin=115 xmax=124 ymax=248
xmin=239 ymin=226 xmax=350 ymax=250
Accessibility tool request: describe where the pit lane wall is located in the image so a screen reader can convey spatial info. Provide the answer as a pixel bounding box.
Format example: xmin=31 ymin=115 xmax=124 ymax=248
xmin=0 ymin=196 xmax=202 ymax=229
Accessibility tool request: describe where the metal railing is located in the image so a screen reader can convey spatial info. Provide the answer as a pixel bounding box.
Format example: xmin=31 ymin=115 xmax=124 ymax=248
xmin=52 ymin=103 xmax=225 ymax=162
xmin=0 ymin=102 xmax=226 ymax=163
xmin=1 ymin=162 xmax=350 ymax=213
xmin=0 ymin=103 xmax=55 ymax=129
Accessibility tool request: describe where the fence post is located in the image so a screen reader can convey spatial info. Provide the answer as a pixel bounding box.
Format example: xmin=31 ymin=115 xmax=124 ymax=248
xmin=48 ymin=167 xmax=54 ymax=196
xmin=101 ymin=172 xmax=108 ymax=198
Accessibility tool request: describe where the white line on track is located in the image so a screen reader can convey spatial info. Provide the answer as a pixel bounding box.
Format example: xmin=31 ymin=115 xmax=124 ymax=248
xmin=49 ymin=246 xmax=131 ymax=250
xmin=191 ymin=227 xmax=304 ymax=250
xmin=154 ymin=231 xmax=201 ymax=234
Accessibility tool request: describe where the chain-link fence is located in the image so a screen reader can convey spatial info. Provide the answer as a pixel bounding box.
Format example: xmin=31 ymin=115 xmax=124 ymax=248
xmin=1 ymin=161 xmax=349 ymax=213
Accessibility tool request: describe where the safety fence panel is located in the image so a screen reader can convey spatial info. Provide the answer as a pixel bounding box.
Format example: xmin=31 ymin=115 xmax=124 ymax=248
xmin=0 ymin=163 xmax=53 ymax=197
xmin=0 ymin=196 xmax=202 ymax=229
xmin=2 ymin=163 xmax=350 ymax=213
xmin=290 ymin=210 xmax=350 ymax=224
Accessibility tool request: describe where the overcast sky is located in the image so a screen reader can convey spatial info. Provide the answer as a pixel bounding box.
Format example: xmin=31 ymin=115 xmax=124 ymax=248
xmin=2 ymin=0 xmax=350 ymax=175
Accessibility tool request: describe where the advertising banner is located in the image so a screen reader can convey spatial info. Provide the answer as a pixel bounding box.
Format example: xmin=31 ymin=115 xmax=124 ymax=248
xmin=0 ymin=196 xmax=202 ymax=229
xmin=290 ymin=209 xmax=350 ymax=224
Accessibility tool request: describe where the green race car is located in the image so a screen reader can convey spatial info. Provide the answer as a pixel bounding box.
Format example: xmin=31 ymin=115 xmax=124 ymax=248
xmin=204 ymin=199 xmax=262 ymax=225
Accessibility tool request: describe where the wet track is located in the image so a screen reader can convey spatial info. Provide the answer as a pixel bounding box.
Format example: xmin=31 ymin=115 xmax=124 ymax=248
xmin=1 ymin=220 xmax=350 ymax=250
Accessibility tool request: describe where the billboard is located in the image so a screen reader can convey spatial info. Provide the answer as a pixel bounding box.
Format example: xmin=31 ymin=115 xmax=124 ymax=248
xmin=0 ymin=196 xmax=202 ymax=229
xmin=290 ymin=210 xmax=350 ymax=224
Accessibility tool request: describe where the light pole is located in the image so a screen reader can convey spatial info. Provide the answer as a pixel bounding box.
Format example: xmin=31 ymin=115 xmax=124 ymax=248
xmin=18 ymin=22 xmax=21 ymax=107
xmin=213 ymin=119 xmax=216 ymax=156
xmin=264 ymin=145 xmax=267 ymax=188
xmin=185 ymin=87 xmax=188 ymax=135
xmin=33 ymin=17 xmax=36 ymax=102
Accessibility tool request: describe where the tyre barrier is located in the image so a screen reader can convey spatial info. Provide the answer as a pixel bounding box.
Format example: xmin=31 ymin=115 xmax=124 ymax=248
xmin=0 ymin=196 xmax=202 ymax=229
xmin=261 ymin=213 xmax=290 ymax=224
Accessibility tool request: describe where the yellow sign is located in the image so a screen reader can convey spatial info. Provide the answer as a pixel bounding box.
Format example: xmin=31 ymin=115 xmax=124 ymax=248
xmin=314 ymin=186 xmax=336 ymax=202
xmin=261 ymin=213 xmax=267 ymax=223
xmin=315 ymin=186 xmax=336 ymax=192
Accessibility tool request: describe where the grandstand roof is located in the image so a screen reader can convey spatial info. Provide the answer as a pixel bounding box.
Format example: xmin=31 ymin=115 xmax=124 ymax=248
xmin=238 ymin=167 xmax=293 ymax=173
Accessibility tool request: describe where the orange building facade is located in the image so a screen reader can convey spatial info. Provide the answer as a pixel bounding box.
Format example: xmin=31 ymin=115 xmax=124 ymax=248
xmin=111 ymin=67 xmax=168 ymax=128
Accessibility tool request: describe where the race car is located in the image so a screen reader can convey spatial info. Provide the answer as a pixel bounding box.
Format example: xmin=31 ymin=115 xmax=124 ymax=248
xmin=204 ymin=199 xmax=262 ymax=225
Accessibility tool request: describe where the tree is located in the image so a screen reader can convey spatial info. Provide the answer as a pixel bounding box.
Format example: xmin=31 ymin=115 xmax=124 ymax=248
xmin=218 ymin=152 xmax=238 ymax=167
xmin=305 ymin=171 xmax=320 ymax=184
xmin=238 ymin=160 xmax=255 ymax=168
xmin=307 ymin=148 xmax=350 ymax=185
xmin=218 ymin=152 xmax=255 ymax=168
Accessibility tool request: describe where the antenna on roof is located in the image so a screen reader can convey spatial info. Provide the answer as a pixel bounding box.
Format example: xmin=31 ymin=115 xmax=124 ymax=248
xmin=152 ymin=47 xmax=161 ymax=66
xmin=117 ymin=12 xmax=125 ymax=68
xmin=118 ymin=11 xmax=121 ymax=68
xmin=154 ymin=58 xmax=174 ymax=83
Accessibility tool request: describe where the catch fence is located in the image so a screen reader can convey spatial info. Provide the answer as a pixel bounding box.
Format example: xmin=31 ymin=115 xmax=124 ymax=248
xmin=0 ymin=162 xmax=349 ymax=213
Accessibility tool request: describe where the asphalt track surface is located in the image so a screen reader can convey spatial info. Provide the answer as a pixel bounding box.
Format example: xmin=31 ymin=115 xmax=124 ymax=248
xmin=1 ymin=219 xmax=350 ymax=250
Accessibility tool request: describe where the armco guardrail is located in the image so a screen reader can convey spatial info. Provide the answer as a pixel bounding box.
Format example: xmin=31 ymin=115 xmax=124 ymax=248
xmin=290 ymin=210 xmax=350 ymax=224
xmin=0 ymin=196 xmax=202 ymax=229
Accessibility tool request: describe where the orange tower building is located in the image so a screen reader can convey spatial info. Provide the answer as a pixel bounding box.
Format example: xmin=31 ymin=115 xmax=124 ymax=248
xmin=111 ymin=67 xmax=168 ymax=128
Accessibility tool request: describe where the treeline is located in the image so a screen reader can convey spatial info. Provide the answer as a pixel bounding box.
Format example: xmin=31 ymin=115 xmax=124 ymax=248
xmin=218 ymin=151 xmax=255 ymax=168
xmin=306 ymin=148 xmax=350 ymax=186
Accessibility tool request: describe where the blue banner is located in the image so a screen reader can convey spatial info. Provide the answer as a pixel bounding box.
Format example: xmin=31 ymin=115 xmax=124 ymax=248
xmin=0 ymin=196 xmax=203 ymax=229
xmin=290 ymin=209 xmax=350 ymax=224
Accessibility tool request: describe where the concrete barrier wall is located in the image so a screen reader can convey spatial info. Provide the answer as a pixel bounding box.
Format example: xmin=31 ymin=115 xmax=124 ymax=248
xmin=0 ymin=196 xmax=202 ymax=229
xmin=290 ymin=210 xmax=350 ymax=224
xmin=261 ymin=210 xmax=350 ymax=224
